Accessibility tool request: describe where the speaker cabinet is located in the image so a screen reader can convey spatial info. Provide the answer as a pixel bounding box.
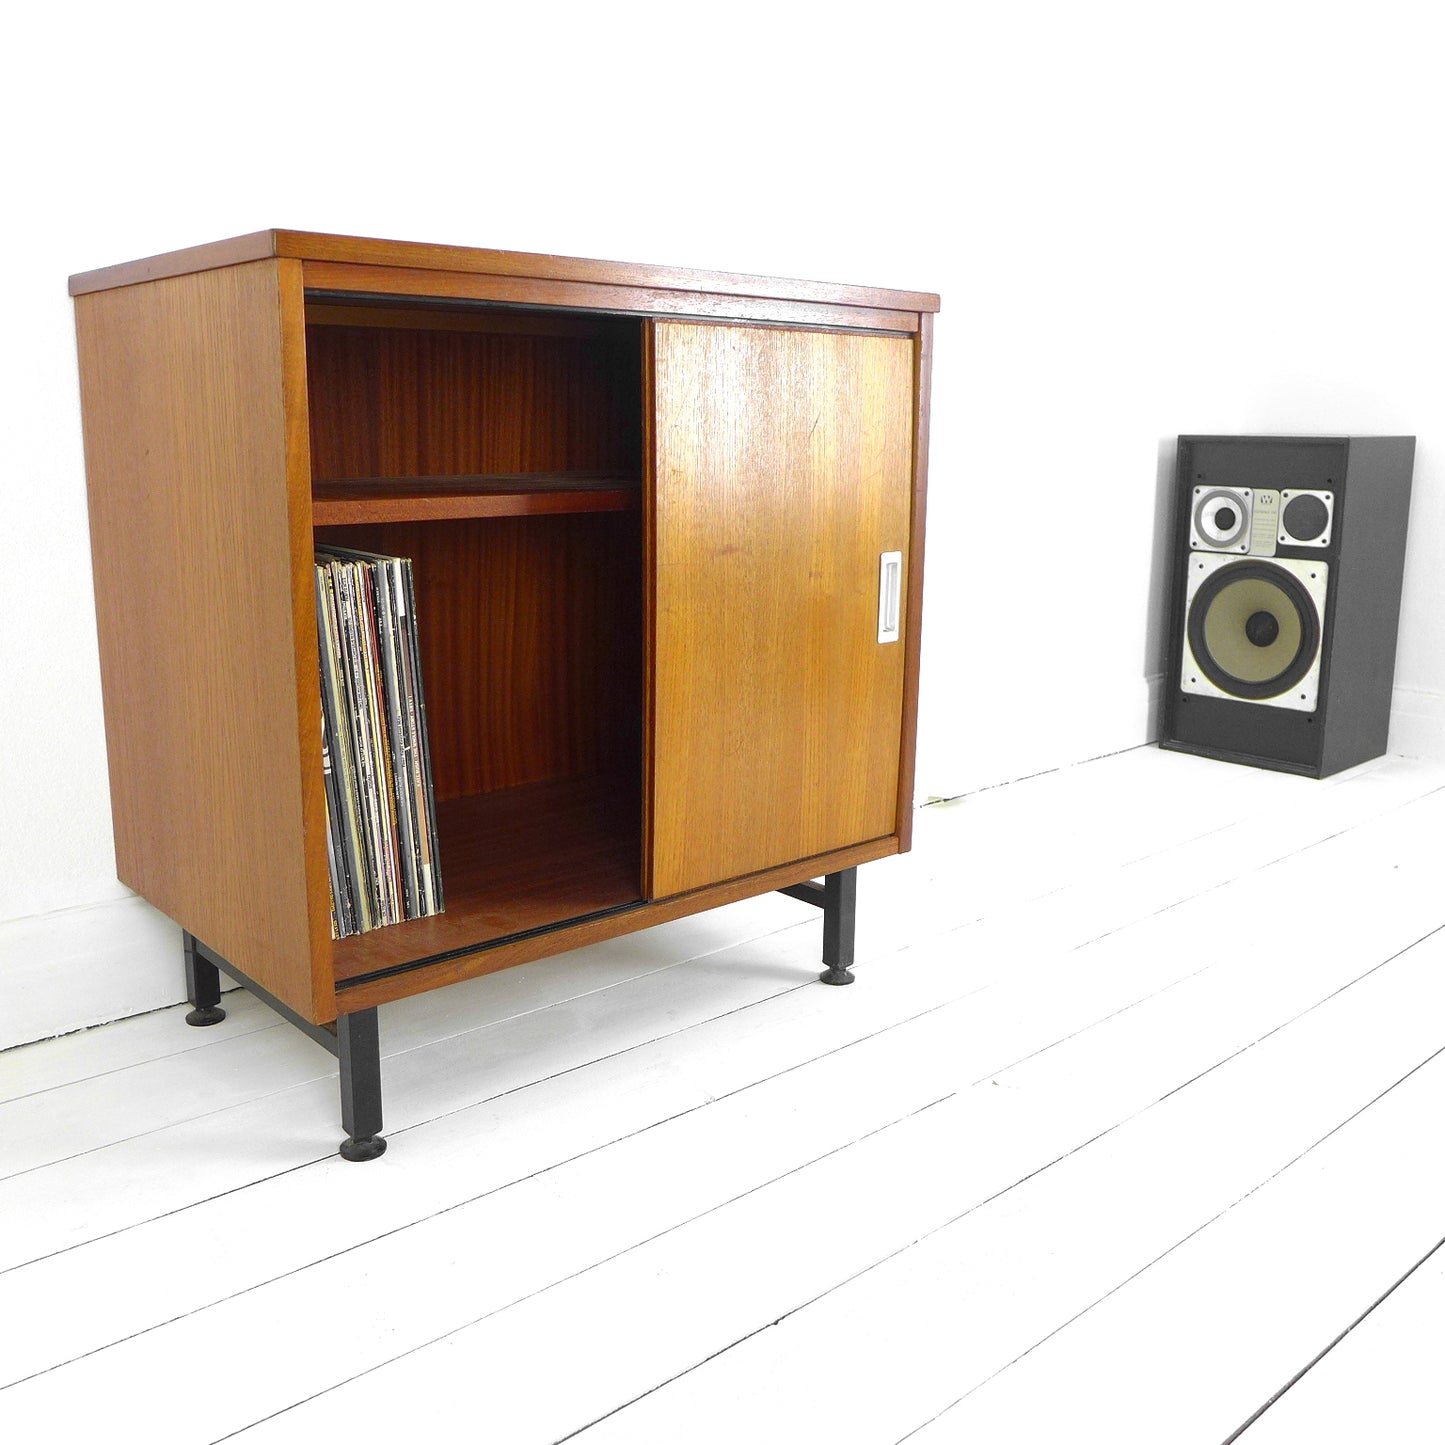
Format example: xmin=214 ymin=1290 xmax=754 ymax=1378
xmin=1160 ymin=435 xmax=1415 ymax=777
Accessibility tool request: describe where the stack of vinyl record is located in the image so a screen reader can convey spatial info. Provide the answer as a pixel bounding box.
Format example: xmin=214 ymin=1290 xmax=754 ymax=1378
xmin=315 ymin=544 xmax=444 ymax=937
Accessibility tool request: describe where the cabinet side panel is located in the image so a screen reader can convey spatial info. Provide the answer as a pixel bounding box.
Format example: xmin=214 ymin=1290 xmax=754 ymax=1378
xmin=1319 ymin=436 xmax=1416 ymax=775
xmin=75 ymin=260 xmax=324 ymax=1019
xmin=650 ymin=322 xmax=914 ymax=897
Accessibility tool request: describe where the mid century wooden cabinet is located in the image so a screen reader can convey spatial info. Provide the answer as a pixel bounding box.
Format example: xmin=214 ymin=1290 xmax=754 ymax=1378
xmin=69 ymin=231 xmax=939 ymax=1159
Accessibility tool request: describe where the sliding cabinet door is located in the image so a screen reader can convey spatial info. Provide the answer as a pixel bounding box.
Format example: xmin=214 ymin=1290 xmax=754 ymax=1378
xmin=648 ymin=320 xmax=915 ymax=898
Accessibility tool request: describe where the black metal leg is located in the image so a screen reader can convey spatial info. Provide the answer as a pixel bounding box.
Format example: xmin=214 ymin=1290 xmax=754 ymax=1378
xmin=819 ymin=867 xmax=858 ymax=986
xmin=337 ymin=1008 xmax=387 ymax=1162
xmin=182 ymin=930 xmax=227 ymax=1026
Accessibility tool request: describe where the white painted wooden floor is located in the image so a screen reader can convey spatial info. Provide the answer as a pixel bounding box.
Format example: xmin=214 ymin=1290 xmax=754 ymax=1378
xmin=3 ymin=744 xmax=1444 ymax=1443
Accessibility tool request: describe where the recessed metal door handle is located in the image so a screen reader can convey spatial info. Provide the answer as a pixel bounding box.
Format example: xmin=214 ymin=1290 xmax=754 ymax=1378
xmin=878 ymin=551 xmax=902 ymax=643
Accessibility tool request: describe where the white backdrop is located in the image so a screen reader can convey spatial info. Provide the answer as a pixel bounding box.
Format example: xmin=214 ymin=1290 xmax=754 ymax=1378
xmin=3 ymin=0 xmax=1442 ymax=1043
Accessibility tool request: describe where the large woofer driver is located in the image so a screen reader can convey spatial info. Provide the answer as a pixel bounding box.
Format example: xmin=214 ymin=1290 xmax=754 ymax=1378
xmin=1181 ymin=555 xmax=1329 ymax=712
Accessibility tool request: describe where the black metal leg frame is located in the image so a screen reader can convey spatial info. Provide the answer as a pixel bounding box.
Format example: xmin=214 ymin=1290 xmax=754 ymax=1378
xmin=182 ymin=931 xmax=227 ymax=1027
xmin=179 ymin=867 xmax=856 ymax=1162
xmin=183 ymin=932 xmax=385 ymax=1163
xmin=778 ymin=865 xmax=858 ymax=985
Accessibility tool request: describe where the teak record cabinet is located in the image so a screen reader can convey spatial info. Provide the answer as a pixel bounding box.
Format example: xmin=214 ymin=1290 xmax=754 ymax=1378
xmin=70 ymin=231 xmax=939 ymax=1160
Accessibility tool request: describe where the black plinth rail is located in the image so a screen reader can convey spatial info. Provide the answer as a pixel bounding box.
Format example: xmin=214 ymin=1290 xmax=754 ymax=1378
xmin=178 ymin=866 xmax=858 ymax=1163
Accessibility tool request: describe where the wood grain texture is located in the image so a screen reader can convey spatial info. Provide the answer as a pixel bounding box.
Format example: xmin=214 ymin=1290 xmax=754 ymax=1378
xmin=331 ymin=775 xmax=643 ymax=984
xmin=72 ymin=236 xmax=936 ymax=1029
xmin=68 ymin=231 xmax=278 ymax=296
xmin=311 ymin=475 xmax=639 ymax=525
xmin=648 ymin=322 xmax=916 ymax=898
xmin=278 ymin=258 xmax=337 ymax=1017
xmin=302 ymin=261 xmax=920 ymax=336
xmin=313 ymin=515 xmax=643 ymax=804
xmin=336 ymin=833 xmax=899 ymax=1012
xmin=894 ymin=311 xmax=933 ymax=852
xmin=71 ymin=228 xmax=941 ymax=316
xmin=305 ymin=321 xmax=643 ymax=481
xmin=289 ymin=231 xmax=939 ymax=312
xmin=74 ymin=259 xmax=329 ymax=1021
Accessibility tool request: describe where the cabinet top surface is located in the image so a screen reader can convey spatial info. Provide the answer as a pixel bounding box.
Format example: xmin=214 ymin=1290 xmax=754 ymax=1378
xmin=68 ymin=228 xmax=941 ymax=315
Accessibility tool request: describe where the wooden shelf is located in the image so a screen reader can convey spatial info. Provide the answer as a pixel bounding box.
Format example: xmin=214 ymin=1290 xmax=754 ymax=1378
xmin=312 ymin=474 xmax=640 ymax=525
xmin=330 ymin=773 xmax=642 ymax=983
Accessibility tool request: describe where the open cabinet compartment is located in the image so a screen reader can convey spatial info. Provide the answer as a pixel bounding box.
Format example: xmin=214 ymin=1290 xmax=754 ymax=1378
xmin=304 ymin=295 xmax=647 ymax=982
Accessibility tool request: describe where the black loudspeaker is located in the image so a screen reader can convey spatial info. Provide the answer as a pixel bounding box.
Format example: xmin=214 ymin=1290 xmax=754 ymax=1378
xmin=1160 ymin=435 xmax=1415 ymax=777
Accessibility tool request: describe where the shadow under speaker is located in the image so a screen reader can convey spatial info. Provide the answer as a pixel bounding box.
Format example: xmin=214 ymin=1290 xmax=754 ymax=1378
xmin=1159 ymin=435 xmax=1415 ymax=777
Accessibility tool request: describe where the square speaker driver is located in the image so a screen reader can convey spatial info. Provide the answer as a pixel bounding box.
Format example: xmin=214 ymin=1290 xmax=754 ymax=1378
xmin=1180 ymin=553 xmax=1329 ymax=712
xmin=1278 ymin=488 xmax=1334 ymax=547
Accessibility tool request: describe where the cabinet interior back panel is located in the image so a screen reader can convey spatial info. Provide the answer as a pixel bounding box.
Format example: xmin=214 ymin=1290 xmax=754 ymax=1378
xmin=304 ymin=320 xmax=643 ymax=480
xmin=649 ymin=322 xmax=915 ymax=898
xmin=314 ymin=516 xmax=643 ymax=801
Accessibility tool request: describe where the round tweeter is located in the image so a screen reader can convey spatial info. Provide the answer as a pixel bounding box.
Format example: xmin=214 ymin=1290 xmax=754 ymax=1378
xmin=1192 ymin=487 xmax=1252 ymax=551
xmin=1186 ymin=560 xmax=1321 ymax=700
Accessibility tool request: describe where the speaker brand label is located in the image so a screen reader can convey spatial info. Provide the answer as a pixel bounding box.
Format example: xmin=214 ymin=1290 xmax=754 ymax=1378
xmin=1250 ymin=490 xmax=1280 ymax=557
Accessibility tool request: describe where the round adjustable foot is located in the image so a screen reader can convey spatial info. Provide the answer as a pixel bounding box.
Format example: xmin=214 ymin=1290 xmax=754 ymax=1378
xmin=819 ymin=966 xmax=856 ymax=986
xmin=339 ymin=1135 xmax=388 ymax=1163
xmin=185 ymin=1004 xmax=227 ymax=1026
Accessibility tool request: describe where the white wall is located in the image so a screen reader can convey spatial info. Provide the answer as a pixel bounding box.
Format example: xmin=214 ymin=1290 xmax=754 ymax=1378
xmin=3 ymin=0 xmax=1442 ymax=1046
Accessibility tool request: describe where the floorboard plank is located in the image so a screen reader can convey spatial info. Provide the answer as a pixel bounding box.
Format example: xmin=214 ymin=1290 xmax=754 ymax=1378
xmin=1236 ymin=1237 xmax=1445 ymax=1443
xmin=549 ymin=932 xmax=1445 ymax=1444
xmin=909 ymin=1054 xmax=1445 ymax=1443
xmin=159 ymin=834 xmax=1445 ymax=1441
xmin=2 ymin=749 xmax=1442 ymax=1444
xmin=0 ymin=923 xmax=832 ymax=1272
xmin=0 ymin=895 xmax=816 ymax=1178
xmin=1 ymin=851 xmax=1256 ymax=1390
xmin=0 ymin=1009 xmax=964 ymax=1434
xmin=0 ymin=990 xmax=279 ymax=1101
